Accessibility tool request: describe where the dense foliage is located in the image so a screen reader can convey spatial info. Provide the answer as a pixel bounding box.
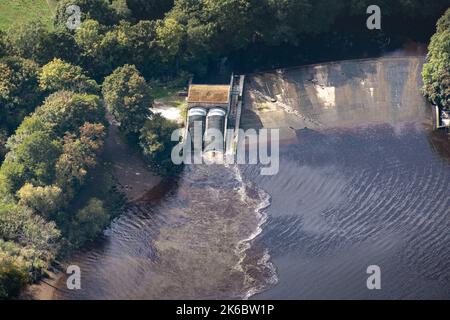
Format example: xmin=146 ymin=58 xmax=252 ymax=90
xmin=102 ymin=64 xmax=152 ymax=134
xmin=39 ymin=58 xmax=100 ymax=94
xmin=423 ymin=8 xmax=450 ymax=109
xmin=0 ymin=0 xmax=449 ymax=299
xmin=0 ymin=87 xmax=110 ymax=298
xmin=139 ymin=114 xmax=182 ymax=176
xmin=0 ymin=57 xmax=43 ymax=134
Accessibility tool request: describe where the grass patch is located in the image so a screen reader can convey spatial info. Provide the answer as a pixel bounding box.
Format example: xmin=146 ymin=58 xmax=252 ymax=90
xmin=150 ymin=86 xmax=183 ymax=100
xmin=0 ymin=0 xmax=54 ymax=31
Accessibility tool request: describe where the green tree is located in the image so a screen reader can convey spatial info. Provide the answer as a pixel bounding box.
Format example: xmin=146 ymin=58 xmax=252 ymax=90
xmin=0 ymin=57 xmax=42 ymax=133
xmin=0 ymin=30 xmax=7 ymax=58
xmin=0 ymin=203 xmax=60 ymax=254
xmin=39 ymin=58 xmax=99 ymax=94
xmin=74 ymin=19 xmax=104 ymax=58
xmin=102 ymin=65 xmax=153 ymax=133
xmin=139 ymin=114 xmax=182 ymax=175
xmin=0 ymin=129 xmax=7 ymax=161
xmin=74 ymin=19 xmax=117 ymax=77
xmin=422 ymin=8 xmax=450 ymax=108
xmin=0 ymin=131 xmax=62 ymax=195
xmin=46 ymin=29 xmax=81 ymax=67
xmin=71 ymin=198 xmax=110 ymax=246
xmin=156 ymin=18 xmax=184 ymax=65
xmin=54 ymin=0 xmax=118 ymax=29
xmin=6 ymin=21 xmax=53 ymax=65
xmin=17 ymin=184 xmax=64 ymax=219
xmin=110 ymin=0 xmax=132 ymax=20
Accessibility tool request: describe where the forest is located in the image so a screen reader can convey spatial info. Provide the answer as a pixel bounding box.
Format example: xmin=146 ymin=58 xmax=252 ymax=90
xmin=0 ymin=0 xmax=449 ymax=299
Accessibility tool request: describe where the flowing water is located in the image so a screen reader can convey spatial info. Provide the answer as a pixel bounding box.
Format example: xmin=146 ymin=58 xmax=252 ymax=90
xmin=55 ymin=164 xmax=276 ymax=299
xmin=55 ymin=56 xmax=449 ymax=299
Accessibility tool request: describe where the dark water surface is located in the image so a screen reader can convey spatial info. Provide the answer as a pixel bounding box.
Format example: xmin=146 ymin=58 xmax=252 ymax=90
xmin=55 ymin=56 xmax=449 ymax=299
xmin=246 ymin=124 xmax=450 ymax=299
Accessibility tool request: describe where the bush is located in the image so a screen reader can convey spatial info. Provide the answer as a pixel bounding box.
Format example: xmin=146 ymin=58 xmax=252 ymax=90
xmin=6 ymin=21 xmax=54 ymax=65
xmin=0 ymin=252 xmax=28 ymax=300
xmin=0 ymin=131 xmax=62 ymax=195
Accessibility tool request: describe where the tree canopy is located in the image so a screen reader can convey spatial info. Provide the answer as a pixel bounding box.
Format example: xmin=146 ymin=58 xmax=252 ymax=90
xmin=102 ymin=64 xmax=153 ymax=134
xmin=423 ymin=8 xmax=450 ymax=109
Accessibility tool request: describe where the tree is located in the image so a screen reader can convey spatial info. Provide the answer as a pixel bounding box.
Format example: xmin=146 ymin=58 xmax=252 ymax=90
xmin=0 ymin=203 xmax=60 ymax=254
xmin=102 ymin=65 xmax=153 ymax=133
xmin=139 ymin=114 xmax=182 ymax=175
xmin=74 ymin=19 xmax=118 ymax=77
xmin=0 ymin=251 xmax=28 ymax=300
xmin=46 ymin=29 xmax=81 ymax=66
xmin=34 ymin=91 xmax=105 ymax=137
xmin=54 ymin=0 xmax=118 ymax=29
xmin=0 ymin=30 xmax=7 ymax=58
xmin=74 ymin=19 xmax=104 ymax=58
xmin=422 ymin=8 xmax=450 ymax=109
xmin=6 ymin=21 xmax=53 ymax=65
xmin=126 ymin=0 xmax=174 ymax=21
xmin=110 ymin=0 xmax=132 ymax=20
xmin=0 ymin=57 xmax=42 ymax=133
xmin=39 ymin=58 xmax=99 ymax=94
xmin=71 ymin=198 xmax=110 ymax=246
xmin=0 ymin=131 xmax=62 ymax=195
xmin=110 ymin=20 xmax=161 ymax=77
xmin=17 ymin=184 xmax=64 ymax=219
xmin=156 ymin=18 xmax=184 ymax=65
xmin=55 ymin=123 xmax=105 ymax=197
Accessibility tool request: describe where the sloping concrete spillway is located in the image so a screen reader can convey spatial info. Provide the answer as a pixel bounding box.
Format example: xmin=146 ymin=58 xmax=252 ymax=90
xmin=242 ymin=56 xmax=429 ymax=138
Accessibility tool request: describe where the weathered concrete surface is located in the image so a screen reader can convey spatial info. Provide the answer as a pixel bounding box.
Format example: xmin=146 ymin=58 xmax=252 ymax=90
xmin=242 ymin=56 xmax=430 ymax=139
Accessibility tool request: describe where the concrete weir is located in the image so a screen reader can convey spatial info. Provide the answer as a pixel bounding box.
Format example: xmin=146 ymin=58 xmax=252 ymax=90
xmin=241 ymin=56 xmax=430 ymax=140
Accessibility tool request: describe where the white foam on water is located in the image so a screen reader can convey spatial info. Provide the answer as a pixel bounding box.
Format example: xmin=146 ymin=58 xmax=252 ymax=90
xmin=231 ymin=165 xmax=279 ymax=299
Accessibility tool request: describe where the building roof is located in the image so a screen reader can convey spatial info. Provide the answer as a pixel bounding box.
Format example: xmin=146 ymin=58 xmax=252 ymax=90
xmin=187 ymin=85 xmax=230 ymax=105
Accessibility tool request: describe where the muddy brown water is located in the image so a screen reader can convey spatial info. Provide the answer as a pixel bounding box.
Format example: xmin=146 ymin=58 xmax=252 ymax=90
xmin=54 ymin=56 xmax=449 ymax=299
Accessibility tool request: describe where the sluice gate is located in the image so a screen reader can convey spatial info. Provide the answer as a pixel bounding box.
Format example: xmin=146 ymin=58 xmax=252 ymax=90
xmin=184 ymin=74 xmax=245 ymax=157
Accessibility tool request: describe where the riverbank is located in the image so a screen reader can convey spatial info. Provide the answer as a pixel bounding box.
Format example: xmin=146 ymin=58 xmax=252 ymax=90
xmin=23 ymin=113 xmax=166 ymax=300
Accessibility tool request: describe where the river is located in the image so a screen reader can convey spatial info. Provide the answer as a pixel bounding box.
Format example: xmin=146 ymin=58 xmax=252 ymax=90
xmin=53 ymin=55 xmax=449 ymax=299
